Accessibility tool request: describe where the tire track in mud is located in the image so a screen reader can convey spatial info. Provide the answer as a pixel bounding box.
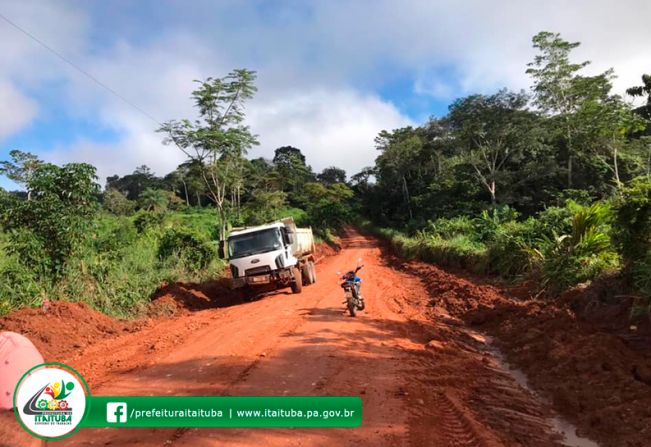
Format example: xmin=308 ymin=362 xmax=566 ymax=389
xmin=433 ymin=392 xmax=486 ymax=447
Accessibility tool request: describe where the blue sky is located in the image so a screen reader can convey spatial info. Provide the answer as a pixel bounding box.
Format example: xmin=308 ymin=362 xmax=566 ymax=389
xmin=1 ymin=0 xmax=649 ymax=190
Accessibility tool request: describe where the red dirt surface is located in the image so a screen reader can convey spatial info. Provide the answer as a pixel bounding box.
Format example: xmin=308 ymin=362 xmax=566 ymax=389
xmin=2 ymin=230 xmax=649 ymax=446
xmin=0 ymin=301 xmax=143 ymax=360
xmin=402 ymin=261 xmax=651 ymax=447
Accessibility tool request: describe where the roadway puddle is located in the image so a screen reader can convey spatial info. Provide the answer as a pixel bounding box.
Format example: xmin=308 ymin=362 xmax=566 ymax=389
xmin=487 ymin=342 xmax=600 ymax=447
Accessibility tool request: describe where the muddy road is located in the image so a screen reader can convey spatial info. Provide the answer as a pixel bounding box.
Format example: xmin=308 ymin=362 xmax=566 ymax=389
xmin=4 ymin=230 xmax=594 ymax=446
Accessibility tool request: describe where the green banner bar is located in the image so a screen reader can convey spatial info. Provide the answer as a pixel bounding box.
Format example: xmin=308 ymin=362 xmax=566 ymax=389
xmin=81 ymin=396 xmax=362 ymax=428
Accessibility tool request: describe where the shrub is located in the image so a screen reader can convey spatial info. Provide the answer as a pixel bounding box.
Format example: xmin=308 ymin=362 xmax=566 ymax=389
xmin=427 ymin=216 xmax=475 ymax=239
xmin=158 ymin=228 xmax=216 ymax=270
xmin=3 ymin=228 xmax=52 ymax=278
xmin=532 ymin=205 xmax=574 ymax=240
xmin=166 ymin=208 xmax=220 ymax=240
xmin=486 ymin=220 xmax=536 ymax=278
xmin=133 ymin=210 xmax=165 ymax=233
xmin=103 ymin=189 xmax=135 ymax=215
xmin=1 ymin=163 xmax=99 ymax=278
xmin=473 ymin=205 xmax=520 ymax=242
xmin=0 ymin=261 xmax=42 ymax=315
xmin=90 ymin=216 xmax=138 ymax=255
xmin=530 ymin=202 xmax=618 ymax=293
xmin=614 ymin=177 xmax=651 ymax=270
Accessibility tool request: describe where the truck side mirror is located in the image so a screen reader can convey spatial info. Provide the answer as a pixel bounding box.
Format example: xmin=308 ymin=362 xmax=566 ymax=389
xmin=281 ymin=228 xmax=294 ymax=245
xmin=218 ymin=240 xmax=226 ymax=259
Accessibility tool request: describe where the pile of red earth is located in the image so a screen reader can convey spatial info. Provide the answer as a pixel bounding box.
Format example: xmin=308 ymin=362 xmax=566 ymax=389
xmin=314 ymin=239 xmax=341 ymax=260
xmin=0 ymin=301 xmax=142 ymax=361
xmin=400 ymin=260 xmax=651 ymax=447
xmin=149 ymin=277 xmax=240 ymax=316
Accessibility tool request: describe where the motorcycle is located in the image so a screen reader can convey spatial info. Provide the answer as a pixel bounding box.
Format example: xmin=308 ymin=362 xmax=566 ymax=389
xmin=340 ymin=264 xmax=365 ymax=317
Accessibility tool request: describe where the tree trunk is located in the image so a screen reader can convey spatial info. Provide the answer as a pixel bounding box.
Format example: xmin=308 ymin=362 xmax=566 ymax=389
xmin=402 ymin=175 xmax=413 ymax=220
xmin=437 ymin=151 xmax=442 ymax=177
xmin=566 ymin=119 xmax=573 ymax=189
xmin=613 ymin=142 xmax=621 ymax=186
xmin=237 ymin=185 xmax=242 ymax=220
xmin=182 ymin=180 xmax=189 ymax=206
xmin=489 ymin=181 xmax=496 ymax=205
xmin=218 ymin=206 xmax=227 ymax=241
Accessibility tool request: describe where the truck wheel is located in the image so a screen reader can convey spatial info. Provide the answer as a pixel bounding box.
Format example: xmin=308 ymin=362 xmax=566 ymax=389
xmin=291 ymin=267 xmax=303 ymax=294
xmin=301 ymin=264 xmax=311 ymax=285
xmin=308 ymin=261 xmax=317 ymax=284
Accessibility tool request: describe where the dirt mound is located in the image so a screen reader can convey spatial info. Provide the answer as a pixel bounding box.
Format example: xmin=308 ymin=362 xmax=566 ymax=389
xmin=149 ymin=278 xmax=242 ymax=316
xmin=314 ymin=240 xmax=340 ymax=260
xmin=0 ymin=301 xmax=140 ymax=360
xmin=400 ymin=260 xmax=512 ymax=314
xmin=398 ymin=258 xmax=651 ymax=447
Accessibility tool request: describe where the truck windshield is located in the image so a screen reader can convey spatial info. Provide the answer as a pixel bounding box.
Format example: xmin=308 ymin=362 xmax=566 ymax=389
xmin=228 ymin=228 xmax=283 ymax=259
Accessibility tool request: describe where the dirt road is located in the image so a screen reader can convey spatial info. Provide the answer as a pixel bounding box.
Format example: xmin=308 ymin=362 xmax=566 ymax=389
xmin=5 ymin=230 xmax=581 ymax=446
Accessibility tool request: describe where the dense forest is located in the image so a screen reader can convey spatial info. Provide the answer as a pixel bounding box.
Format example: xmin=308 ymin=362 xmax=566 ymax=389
xmin=1 ymin=31 xmax=651 ymax=318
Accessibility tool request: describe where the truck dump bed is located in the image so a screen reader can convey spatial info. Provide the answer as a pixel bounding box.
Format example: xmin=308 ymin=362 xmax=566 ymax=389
xmin=293 ymin=227 xmax=315 ymax=257
xmin=279 ymin=217 xmax=314 ymax=257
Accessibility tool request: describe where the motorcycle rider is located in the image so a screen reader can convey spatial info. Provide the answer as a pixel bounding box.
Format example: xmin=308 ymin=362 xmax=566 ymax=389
xmin=341 ymin=265 xmax=364 ymax=309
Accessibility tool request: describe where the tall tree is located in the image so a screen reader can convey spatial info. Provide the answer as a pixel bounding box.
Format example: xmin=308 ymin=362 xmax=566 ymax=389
xmin=165 ymin=167 xmax=190 ymax=206
xmin=374 ymin=127 xmax=423 ymax=220
xmin=158 ymin=69 xmax=258 ymax=239
xmin=423 ymin=117 xmax=454 ymax=178
xmin=627 ymin=74 xmax=651 ymax=140
xmin=106 ymin=165 xmax=164 ymax=201
xmin=0 ymin=150 xmax=43 ymax=200
xmin=272 ymin=146 xmax=314 ymax=200
xmin=578 ymin=95 xmax=647 ymax=186
xmin=526 ymin=31 xmax=613 ymax=188
xmin=627 ymin=74 xmax=651 ymax=106
xmin=247 ymin=158 xmax=282 ymax=193
xmin=317 ymin=166 xmax=346 ymax=185
xmin=138 ymin=188 xmax=170 ymax=212
xmin=448 ymin=90 xmax=540 ymax=204
xmin=178 ymin=160 xmax=209 ymax=206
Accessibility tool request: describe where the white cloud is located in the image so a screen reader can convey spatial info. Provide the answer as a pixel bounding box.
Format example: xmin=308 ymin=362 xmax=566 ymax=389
xmin=248 ymin=89 xmax=412 ymax=175
xmin=0 ymin=82 xmax=36 ymax=140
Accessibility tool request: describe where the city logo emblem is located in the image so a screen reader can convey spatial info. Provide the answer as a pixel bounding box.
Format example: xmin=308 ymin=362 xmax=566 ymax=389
xmin=23 ymin=379 xmax=75 ymax=423
xmin=14 ymin=363 xmax=88 ymax=440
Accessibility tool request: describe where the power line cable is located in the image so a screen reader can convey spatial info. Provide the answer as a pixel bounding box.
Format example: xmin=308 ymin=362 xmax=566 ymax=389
xmin=0 ymin=11 xmax=162 ymax=126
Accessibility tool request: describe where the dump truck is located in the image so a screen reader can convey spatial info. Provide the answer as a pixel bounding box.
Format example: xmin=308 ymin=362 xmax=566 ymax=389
xmin=219 ymin=217 xmax=317 ymax=295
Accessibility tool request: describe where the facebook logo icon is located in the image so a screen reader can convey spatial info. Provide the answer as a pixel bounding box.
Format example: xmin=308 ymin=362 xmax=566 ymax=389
xmin=106 ymin=402 xmax=128 ymax=423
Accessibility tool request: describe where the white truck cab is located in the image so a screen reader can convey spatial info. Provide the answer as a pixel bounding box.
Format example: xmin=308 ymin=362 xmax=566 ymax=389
xmin=221 ymin=217 xmax=316 ymax=295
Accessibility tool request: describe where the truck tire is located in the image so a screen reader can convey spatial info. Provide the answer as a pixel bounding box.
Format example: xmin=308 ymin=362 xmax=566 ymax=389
xmin=301 ymin=264 xmax=311 ymax=285
xmin=291 ymin=266 xmax=303 ymax=294
xmin=308 ymin=261 xmax=317 ymax=284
